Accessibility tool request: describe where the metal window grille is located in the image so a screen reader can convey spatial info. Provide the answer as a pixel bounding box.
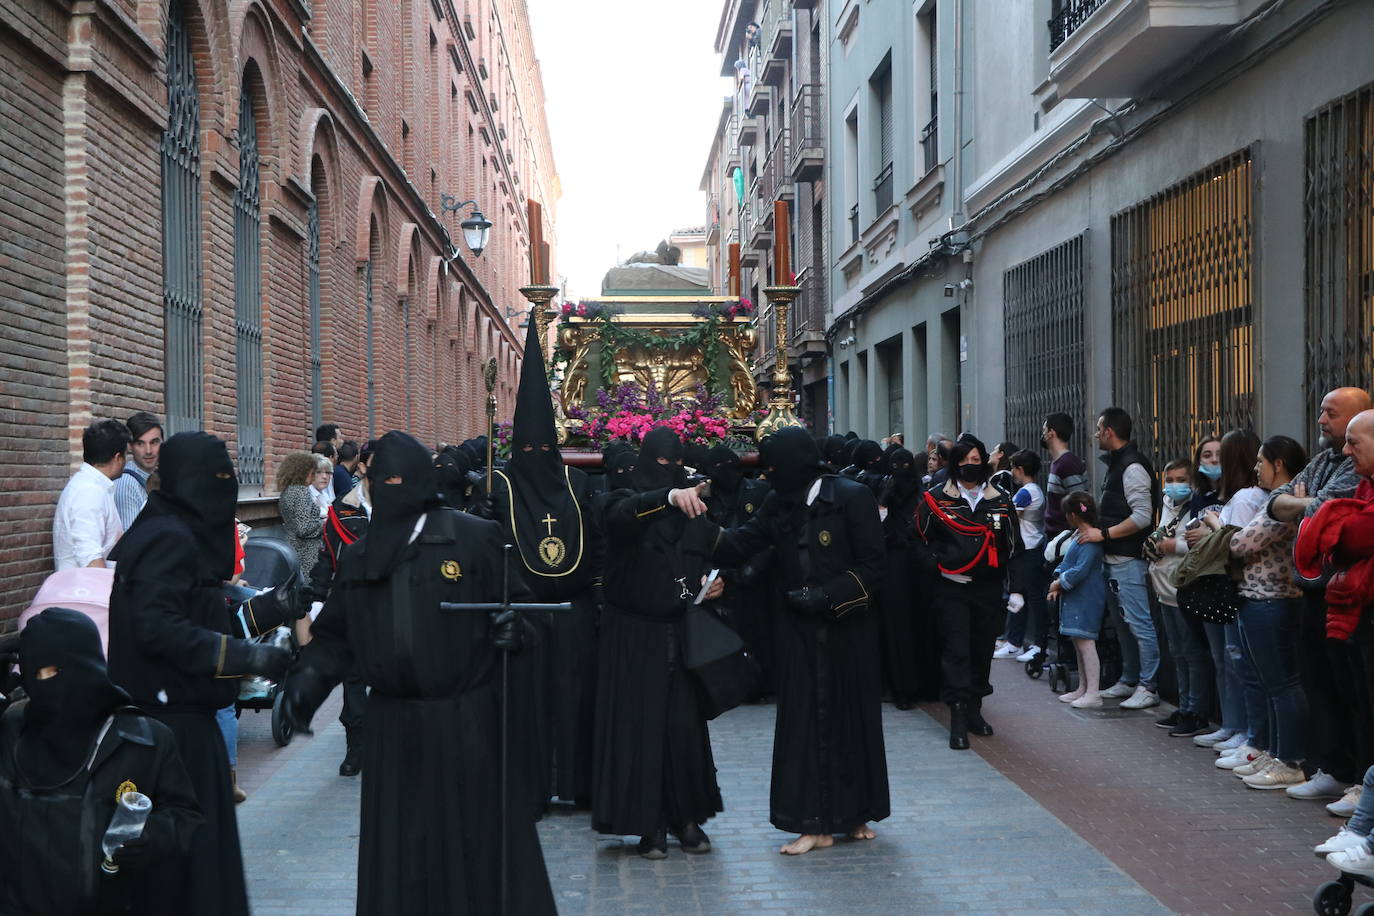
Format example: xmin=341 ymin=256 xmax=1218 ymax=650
xmin=1304 ymin=81 xmax=1374 ymax=448
xmin=1003 ymin=233 xmax=1089 ymax=459
xmin=365 ymin=258 xmax=376 ymax=436
xmin=161 ymin=1 xmax=203 ymax=435
xmin=1048 ymin=0 xmax=1110 ymax=53
xmin=1111 ymin=150 xmax=1255 ymax=468
xmin=874 ymin=67 xmax=893 ymax=211
xmin=920 ymin=116 xmax=938 ymax=176
xmin=233 ymin=80 xmax=264 ymax=485
xmin=307 ymin=194 xmax=322 ymax=432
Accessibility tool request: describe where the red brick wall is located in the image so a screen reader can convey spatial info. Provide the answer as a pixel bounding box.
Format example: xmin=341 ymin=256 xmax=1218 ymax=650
xmin=0 ymin=0 xmax=559 ymax=627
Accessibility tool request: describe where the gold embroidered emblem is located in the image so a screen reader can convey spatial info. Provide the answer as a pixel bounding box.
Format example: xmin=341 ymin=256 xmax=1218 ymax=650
xmin=116 ymin=780 xmax=137 ymax=803
xmin=745 ymin=503 xmax=754 ymax=514
xmin=440 ymin=560 xmax=462 ymax=580
xmin=538 ymin=536 xmax=567 ymax=568
xmin=818 ymin=530 xmax=832 ymax=547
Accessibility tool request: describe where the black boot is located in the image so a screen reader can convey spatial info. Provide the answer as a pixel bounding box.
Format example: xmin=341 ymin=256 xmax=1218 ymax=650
xmin=967 ymin=701 xmax=994 ymax=737
xmin=636 ymin=828 xmax=668 ymax=859
xmin=671 ymin=822 xmax=712 ymax=854
xmin=948 ymin=702 xmax=970 ymax=750
xmin=339 ymin=727 xmax=363 ymax=777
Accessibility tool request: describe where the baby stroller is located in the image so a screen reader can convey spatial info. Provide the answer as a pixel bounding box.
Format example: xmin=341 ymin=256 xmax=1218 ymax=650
xmin=1026 ymin=532 xmax=1074 ymax=690
xmin=231 ymin=534 xmax=303 ymax=747
xmin=1312 ymin=873 xmax=1374 ymax=915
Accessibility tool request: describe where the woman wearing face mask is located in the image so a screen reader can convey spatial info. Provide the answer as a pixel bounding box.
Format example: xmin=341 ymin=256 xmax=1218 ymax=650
xmin=1145 ymin=459 xmax=1215 ymax=737
xmin=916 ymin=433 xmax=1025 ymax=750
xmin=1189 ymin=435 xmax=1223 ymax=516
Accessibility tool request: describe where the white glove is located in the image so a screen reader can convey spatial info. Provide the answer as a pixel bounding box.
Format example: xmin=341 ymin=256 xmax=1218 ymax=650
xmin=940 ymin=572 xmax=973 ymax=585
xmin=1007 ymin=593 xmax=1025 ymax=614
xmin=308 ymin=601 xmax=324 ymax=621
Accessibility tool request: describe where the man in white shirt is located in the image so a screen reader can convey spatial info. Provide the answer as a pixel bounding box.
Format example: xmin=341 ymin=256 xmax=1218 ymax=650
xmin=53 ymin=419 xmax=129 ymax=570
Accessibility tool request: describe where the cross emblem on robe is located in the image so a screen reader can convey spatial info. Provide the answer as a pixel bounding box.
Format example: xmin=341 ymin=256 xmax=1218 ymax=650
xmin=542 ymin=513 xmax=558 ymax=535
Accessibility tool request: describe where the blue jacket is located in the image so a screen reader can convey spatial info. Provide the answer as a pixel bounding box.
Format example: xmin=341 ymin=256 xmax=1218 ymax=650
xmin=1055 ymin=537 xmax=1105 ymax=617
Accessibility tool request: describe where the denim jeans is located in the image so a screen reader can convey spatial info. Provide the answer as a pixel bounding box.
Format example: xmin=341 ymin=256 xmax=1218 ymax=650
xmin=1104 ymin=558 xmax=1159 ymax=689
xmin=1236 ymin=597 xmax=1307 ymax=763
xmin=1159 ymin=602 xmax=1212 ymax=715
xmin=1202 ymin=620 xmax=1247 ymax=732
xmin=216 ymin=704 xmax=238 ymax=768
xmin=1348 ymin=765 xmax=1374 ymax=836
xmin=1004 ymin=550 xmax=1049 ymax=649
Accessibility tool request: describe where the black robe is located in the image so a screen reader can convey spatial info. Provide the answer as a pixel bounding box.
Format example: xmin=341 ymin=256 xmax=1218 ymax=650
xmin=490 ymin=465 xmax=603 ymax=807
xmin=302 ymin=508 xmax=556 ymax=916
xmin=704 ymin=476 xmax=776 ymax=695
xmin=877 ymin=478 xmax=928 ymax=705
xmin=593 ymin=486 xmax=723 ymax=837
xmin=714 ymin=476 xmax=890 ymax=835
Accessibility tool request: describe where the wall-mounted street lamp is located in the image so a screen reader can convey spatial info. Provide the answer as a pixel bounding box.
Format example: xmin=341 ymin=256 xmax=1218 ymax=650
xmin=439 ymin=195 xmax=493 ymax=257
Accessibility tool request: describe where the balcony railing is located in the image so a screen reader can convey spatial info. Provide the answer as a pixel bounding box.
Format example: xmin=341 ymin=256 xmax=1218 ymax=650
xmin=1048 ymin=0 xmax=1110 ymax=52
xmin=792 ymin=266 xmax=828 ymax=344
xmin=921 ymin=116 xmax=939 ymax=175
xmin=848 ymin=204 xmax=859 ymax=245
xmin=760 ymin=126 xmax=792 ymax=205
xmin=873 ymin=161 xmax=894 ymax=213
xmin=789 ymin=82 xmax=825 ymax=181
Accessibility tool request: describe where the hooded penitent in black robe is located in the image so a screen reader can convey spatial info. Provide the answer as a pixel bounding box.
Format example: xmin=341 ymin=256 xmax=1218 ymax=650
xmin=107 ymin=432 xmax=281 ymax=916
xmin=876 ymin=448 xmax=933 ymax=707
xmin=701 ymin=445 xmax=776 ymax=696
xmin=712 ymin=428 xmax=889 ymax=836
xmin=592 ymin=427 xmax=723 ymax=839
xmin=0 ymin=609 xmax=203 ymax=916
xmin=286 ymin=431 xmax=556 ymax=916
xmin=490 ymin=317 xmax=604 ymax=809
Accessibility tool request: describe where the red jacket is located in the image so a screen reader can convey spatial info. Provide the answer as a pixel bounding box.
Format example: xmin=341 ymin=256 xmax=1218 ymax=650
xmin=1295 ymin=478 xmax=1374 ymax=639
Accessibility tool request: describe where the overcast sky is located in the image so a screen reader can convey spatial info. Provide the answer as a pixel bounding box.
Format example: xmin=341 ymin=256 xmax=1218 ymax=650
xmin=525 ymin=0 xmax=732 ymax=299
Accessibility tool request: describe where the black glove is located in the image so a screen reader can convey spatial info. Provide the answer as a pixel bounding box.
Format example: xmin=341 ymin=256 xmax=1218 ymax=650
xmin=490 ymin=608 xmax=523 ymax=653
xmin=785 ymin=586 xmax=831 ymax=618
xmin=281 ymin=585 xmax=308 ymax=621
xmin=472 ymin=493 xmax=496 ymax=519
xmin=225 ymin=640 xmax=291 ymax=680
xmin=280 ymin=663 xmax=333 ymax=736
xmin=111 ymin=835 xmax=159 ymax=870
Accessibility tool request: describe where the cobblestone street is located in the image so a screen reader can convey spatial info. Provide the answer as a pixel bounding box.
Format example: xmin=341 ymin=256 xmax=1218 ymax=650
xmin=228 ymin=657 xmax=1350 ymax=915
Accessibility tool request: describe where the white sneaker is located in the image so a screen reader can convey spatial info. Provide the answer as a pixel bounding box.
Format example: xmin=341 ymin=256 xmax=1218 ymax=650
xmin=1193 ymin=727 xmax=1235 ymax=748
xmin=1244 ymin=760 xmax=1305 ymax=789
xmin=1213 ymin=733 xmax=1247 ymax=753
xmin=1216 ymin=746 xmax=1259 ymax=770
xmin=1289 ymin=770 xmax=1347 ymax=800
xmin=1328 ymin=842 xmax=1374 ymax=878
xmin=1100 ymin=682 xmax=1135 ymax=699
xmin=1316 ymin=826 xmax=1370 ymax=857
xmin=1233 ymin=751 xmax=1275 ymax=778
xmin=1329 ymin=786 xmax=1364 ymax=818
xmin=1120 ymin=686 xmax=1160 ymax=710
xmin=1015 ymin=645 xmax=1042 ymax=663
xmin=1070 ymin=692 xmax=1103 ymax=709
xmin=992 ymin=643 xmax=1022 ymax=660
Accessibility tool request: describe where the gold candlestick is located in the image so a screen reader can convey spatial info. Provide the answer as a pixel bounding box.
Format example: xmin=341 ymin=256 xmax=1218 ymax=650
xmin=518 ymin=283 xmax=567 ymax=443
xmin=754 ymin=284 xmax=804 ymax=442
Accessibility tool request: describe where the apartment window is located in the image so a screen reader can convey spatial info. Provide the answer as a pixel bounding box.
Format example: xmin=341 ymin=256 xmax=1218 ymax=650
xmin=921 ymin=7 xmax=939 ymax=175
xmin=306 ymin=164 xmax=323 ymax=432
xmin=872 ymin=60 xmax=894 ymax=213
xmin=233 ymin=77 xmax=264 ymax=486
xmin=365 ymin=223 xmax=379 ymax=436
xmin=161 ymin=0 xmax=203 ymax=435
xmin=879 ymin=336 xmax=903 ymax=435
xmin=1304 ymin=81 xmax=1374 ymax=448
xmin=844 ymin=109 xmax=859 ymax=242
xmin=1004 ymin=234 xmax=1088 ymax=458
xmin=1112 ymin=150 xmax=1255 ymax=467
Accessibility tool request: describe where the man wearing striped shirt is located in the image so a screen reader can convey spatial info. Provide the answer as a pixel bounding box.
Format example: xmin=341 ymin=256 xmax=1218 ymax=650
xmin=113 ymin=411 xmax=162 ymax=530
xmin=1041 ymin=413 xmax=1086 ymax=539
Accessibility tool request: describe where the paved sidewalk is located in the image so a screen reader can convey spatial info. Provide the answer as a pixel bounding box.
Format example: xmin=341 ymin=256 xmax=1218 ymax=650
xmin=236 ymin=688 xmax=1162 ymax=915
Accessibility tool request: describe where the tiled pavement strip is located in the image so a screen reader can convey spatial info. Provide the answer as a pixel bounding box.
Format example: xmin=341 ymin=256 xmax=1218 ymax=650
xmin=233 ymin=662 xmax=1345 ymax=915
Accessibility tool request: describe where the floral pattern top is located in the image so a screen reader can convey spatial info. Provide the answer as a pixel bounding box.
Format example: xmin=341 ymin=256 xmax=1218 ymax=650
xmin=1229 ymin=505 xmax=1299 ymax=600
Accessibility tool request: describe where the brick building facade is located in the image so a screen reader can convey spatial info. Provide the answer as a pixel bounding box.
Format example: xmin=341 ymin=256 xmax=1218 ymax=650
xmin=0 ymin=0 xmax=559 ymax=626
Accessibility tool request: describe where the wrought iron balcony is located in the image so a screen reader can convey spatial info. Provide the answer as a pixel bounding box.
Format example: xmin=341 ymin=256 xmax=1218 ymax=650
xmin=1048 ymin=0 xmax=1243 ymax=98
xmin=873 ymin=161 xmax=894 ymax=213
xmin=921 ymin=116 xmax=939 ymax=175
xmin=792 ymin=266 xmax=829 ymax=359
xmin=848 ymin=204 xmax=860 ymax=245
xmin=789 ymin=83 xmax=824 ymax=182
xmin=1048 ymin=0 xmax=1109 ymax=52
xmin=760 ymin=126 xmax=793 ymax=206
xmin=738 ymin=113 xmax=760 ymax=147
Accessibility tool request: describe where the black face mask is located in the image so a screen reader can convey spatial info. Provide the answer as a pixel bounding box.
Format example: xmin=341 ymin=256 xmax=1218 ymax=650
xmin=152 ymin=431 xmax=239 ymax=581
xmin=435 ymin=445 xmax=473 ymax=509
xmin=18 ymin=608 xmax=129 ymax=781
xmin=364 ymin=431 xmax=440 ymax=579
xmin=761 ymin=427 xmax=825 ymax=499
xmin=607 ymin=452 xmax=638 ymax=489
xmin=631 ymin=427 xmax=688 ymax=490
xmin=888 ymin=448 xmax=919 ymax=479
xmin=957 ymin=462 xmax=990 ymax=486
xmin=704 ymin=444 xmax=744 ymax=492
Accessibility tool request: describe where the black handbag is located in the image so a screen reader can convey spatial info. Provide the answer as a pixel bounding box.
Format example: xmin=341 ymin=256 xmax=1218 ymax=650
xmin=1177 ymin=574 xmax=1241 ymax=625
xmin=683 ymin=603 xmax=760 ymax=720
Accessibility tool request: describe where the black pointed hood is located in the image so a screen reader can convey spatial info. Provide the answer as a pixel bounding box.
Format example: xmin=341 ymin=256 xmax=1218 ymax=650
xmin=364 ymin=431 xmax=440 ymax=580
xmin=760 ymin=427 xmax=827 ymax=499
xmin=631 ymin=427 xmax=688 ymax=491
xmin=508 ymin=317 xmax=562 ymax=496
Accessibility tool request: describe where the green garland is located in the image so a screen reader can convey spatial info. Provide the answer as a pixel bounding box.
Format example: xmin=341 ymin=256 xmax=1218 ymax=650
xmin=583 ymin=315 xmax=725 ymax=397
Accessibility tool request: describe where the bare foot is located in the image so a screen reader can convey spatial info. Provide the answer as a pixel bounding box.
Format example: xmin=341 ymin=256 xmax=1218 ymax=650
xmin=779 ymin=834 xmax=834 ymax=855
xmin=848 ymin=824 xmax=876 ymax=841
